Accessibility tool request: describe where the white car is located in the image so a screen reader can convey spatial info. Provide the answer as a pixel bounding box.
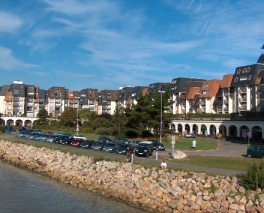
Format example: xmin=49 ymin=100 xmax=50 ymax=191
xmin=73 ymin=134 xmax=86 ymax=140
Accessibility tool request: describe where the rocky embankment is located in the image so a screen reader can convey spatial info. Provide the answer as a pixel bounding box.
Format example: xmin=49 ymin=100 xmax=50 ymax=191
xmin=0 ymin=139 xmax=264 ymax=213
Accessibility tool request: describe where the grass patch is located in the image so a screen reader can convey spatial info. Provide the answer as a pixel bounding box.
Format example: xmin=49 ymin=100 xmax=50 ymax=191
xmin=162 ymin=137 xmax=218 ymax=150
xmin=175 ymin=155 xmax=264 ymax=171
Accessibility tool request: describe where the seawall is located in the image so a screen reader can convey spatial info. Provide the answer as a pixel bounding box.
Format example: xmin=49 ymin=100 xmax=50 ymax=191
xmin=0 ymin=139 xmax=263 ymax=213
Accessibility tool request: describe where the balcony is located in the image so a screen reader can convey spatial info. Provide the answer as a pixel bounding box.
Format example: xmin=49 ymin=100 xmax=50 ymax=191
xmin=239 ymin=106 xmax=247 ymax=111
xmin=239 ymin=97 xmax=247 ymax=102
xmin=239 ymin=88 xmax=247 ymax=93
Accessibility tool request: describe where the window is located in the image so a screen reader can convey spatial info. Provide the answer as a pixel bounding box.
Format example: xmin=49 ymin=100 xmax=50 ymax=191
xmin=236 ymin=69 xmax=241 ymax=74
xmin=234 ymin=77 xmax=238 ymax=82
xmin=13 ymin=90 xmax=19 ymax=94
xmin=240 ymin=76 xmax=247 ymax=81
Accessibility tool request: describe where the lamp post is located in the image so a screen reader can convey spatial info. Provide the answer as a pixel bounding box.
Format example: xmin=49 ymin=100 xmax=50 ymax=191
xmin=75 ymin=97 xmax=80 ymax=135
xmin=158 ymin=91 xmax=165 ymax=142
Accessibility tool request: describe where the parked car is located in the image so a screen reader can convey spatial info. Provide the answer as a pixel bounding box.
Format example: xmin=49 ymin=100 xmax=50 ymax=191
xmin=61 ymin=137 xmax=74 ymax=145
xmin=80 ymin=140 xmax=95 ymax=149
xmin=247 ymin=145 xmax=264 ymax=158
xmin=115 ymin=144 xmax=132 ymax=155
xmin=98 ymin=136 xmax=112 ymax=143
xmin=135 ymin=141 xmax=153 ymax=158
xmin=70 ymin=139 xmax=84 ymax=147
xmin=91 ymin=141 xmax=107 ymax=150
xmin=147 ymin=140 xmax=166 ymax=151
xmin=102 ymin=143 xmax=119 ymax=152
xmin=113 ymin=137 xmax=129 ymax=145
xmin=184 ymin=133 xmax=195 ymax=138
xmin=73 ymin=134 xmax=86 ymax=140
xmin=129 ymin=140 xmax=141 ymax=148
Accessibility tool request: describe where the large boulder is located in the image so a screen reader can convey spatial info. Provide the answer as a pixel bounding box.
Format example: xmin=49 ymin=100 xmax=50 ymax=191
xmin=172 ymin=150 xmax=186 ymax=159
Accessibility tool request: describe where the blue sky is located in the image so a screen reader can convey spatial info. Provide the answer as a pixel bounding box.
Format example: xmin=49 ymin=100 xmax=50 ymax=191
xmin=1 ymin=0 xmax=264 ymax=91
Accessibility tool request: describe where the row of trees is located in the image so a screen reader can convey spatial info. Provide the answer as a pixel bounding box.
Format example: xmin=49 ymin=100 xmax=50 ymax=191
xmin=34 ymin=88 xmax=174 ymax=138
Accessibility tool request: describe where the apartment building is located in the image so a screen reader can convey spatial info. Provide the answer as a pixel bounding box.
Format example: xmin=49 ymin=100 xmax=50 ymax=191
xmin=231 ymin=64 xmax=264 ymax=113
xmin=117 ymin=86 xmax=134 ymax=108
xmin=2 ymin=54 xmax=264 ymax=117
xmin=130 ymin=86 xmax=148 ymax=106
xmin=78 ymin=88 xmax=98 ymax=112
xmin=170 ymin=78 xmax=205 ymax=114
xmin=98 ymin=89 xmax=121 ymax=115
xmin=213 ymin=75 xmax=234 ymax=114
xmin=0 ymin=85 xmax=10 ymax=115
xmin=47 ymin=86 xmax=67 ymax=117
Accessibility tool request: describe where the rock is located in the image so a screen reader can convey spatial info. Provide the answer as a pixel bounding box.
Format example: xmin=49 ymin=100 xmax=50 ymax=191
xmin=172 ymin=150 xmax=186 ymax=159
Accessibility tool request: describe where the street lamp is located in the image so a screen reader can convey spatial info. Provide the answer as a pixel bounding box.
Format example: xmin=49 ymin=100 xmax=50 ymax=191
xmin=75 ymin=97 xmax=80 ymax=135
xmin=158 ymin=90 xmax=165 ymax=142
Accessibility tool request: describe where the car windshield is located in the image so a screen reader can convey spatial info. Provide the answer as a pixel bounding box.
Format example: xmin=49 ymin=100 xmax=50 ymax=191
xmin=138 ymin=144 xmax=149 ymax=148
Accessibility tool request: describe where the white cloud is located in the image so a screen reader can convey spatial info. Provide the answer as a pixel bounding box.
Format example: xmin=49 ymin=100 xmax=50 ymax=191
xmin=0 ymin=11 xmax=23 ymax=33
xmin=0 ymin=46 xmax=36 ymax=70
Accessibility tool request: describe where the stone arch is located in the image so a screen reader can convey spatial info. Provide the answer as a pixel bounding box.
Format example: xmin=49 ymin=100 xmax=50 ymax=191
xmin=6 ymin=119 xmax=14 ymax=126
xmin=177 ymin=124 xmax=183 ymax=135
xmin=170 ymin=123 xmax=175 ymax=130
xmin=240 ymin=125 xmax=249 ymax=139
xmin=229 ymin=125 xmax=237 ymax=139
xmin=201 ymin=124 xmax=207 ymax=135
xmin=184 ymin=124 xmax=190 ymax=133
xmin=24 ymin=120 xmax=32 ymax=127
xmin=15 ymin=119 xmax=23 ymax=127
xmin=252 ymin=126 xmax=262 ymax=140
xmin=209 ymin=124 xmax=217 ymax=135
xmin=219 ymin=125 xmax=226 ymax=137
xmin=192 ymin=124 xmax=198 ymax=134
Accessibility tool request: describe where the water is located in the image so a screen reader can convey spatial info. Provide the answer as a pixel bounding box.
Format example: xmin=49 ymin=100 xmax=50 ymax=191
xmin=0 ymin=160 xmax=146 ymax=213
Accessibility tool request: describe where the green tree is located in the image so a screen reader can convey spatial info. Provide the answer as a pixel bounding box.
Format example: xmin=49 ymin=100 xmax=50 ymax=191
xmin=126 ymin=93 xmax=153 ymax=138
xmin=36 ymin=109 xmax=49 ymax=125
xmin=78 ymin=108 xmax=98 ymax=124
xmin=148 ymin=87 xmax=174 ymax=137
xmin=112 ymin=103 xmax=127 ymax=136
xmin=60 ymin=107 xmax=77 ymax=127
xmin=91 ymin=117 xmax=111 ymax=130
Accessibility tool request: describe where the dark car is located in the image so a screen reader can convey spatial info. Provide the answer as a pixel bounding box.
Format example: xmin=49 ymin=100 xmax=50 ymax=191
xmin=98 ymin=136 xmax=112 ymax=143
xmin=129 ymin=140 xmax=141 ymax=148
xmin=113 ymin=137 xmax=129 ymax=145
xmin=61 ymin=137 xmax=74 ymax=145
xmin=115 ymin=144 xmax=132 ymax=155
xmin=102 ymin=143 xmax=119 ymax=152
xmin=55 ymin=135 xmax=71 ymax=144
xmin=247 ymin=145 xmax=264 ymax=158
xmin=70 ymin=139 xmax=84 ymax=147
xmin=135 ymin=141 xmax=153 ymax=158
xmin=80 ymin=140 xmax=95 ymax=149
xmin=91 ymin=141 xmax=106 ymax=150
xmin=147 ymin=140 xmax=166 ymax=151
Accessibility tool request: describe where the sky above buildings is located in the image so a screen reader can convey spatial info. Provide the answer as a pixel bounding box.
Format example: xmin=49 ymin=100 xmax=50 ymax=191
xmin=1 ymin=0 xmax=264 ymax=91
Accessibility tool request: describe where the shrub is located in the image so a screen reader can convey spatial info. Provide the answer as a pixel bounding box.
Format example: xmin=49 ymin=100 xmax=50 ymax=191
xmin=81 ymin=127 xmax=94 ymax=133
xmin=95 ymin=127 xmax=112 ymax=135
xmin=240 ymin=162 xmax=264 ymax=190
xmin=0 ymin=125 xmax=4 ymax=133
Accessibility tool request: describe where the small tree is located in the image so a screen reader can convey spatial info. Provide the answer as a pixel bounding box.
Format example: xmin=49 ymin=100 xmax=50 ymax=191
xmin=112 ymin=103 xmax=127 ymax=137
xmin=60 ymin=107 xmax=77 ymax=127
xmin=36 ymin=109 xmax=49 ymax=126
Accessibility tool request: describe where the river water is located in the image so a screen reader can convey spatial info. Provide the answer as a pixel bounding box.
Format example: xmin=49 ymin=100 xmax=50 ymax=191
xmin=0 ymin=160 xmax=147 ymax=213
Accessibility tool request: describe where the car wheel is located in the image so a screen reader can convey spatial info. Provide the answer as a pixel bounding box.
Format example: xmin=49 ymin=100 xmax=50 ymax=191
xmin=146 ymin=153 xmax=149 ymax=158
xmin=247 ymin=154 xmax=252 ymax=158
xmin=156 ymin=147 xmax=159 ymax=151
